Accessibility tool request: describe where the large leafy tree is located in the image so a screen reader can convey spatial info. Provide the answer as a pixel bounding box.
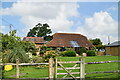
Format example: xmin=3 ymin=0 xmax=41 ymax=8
xmin=27 ymin=23 xmax=52 ymax=38
xmin=90 ymin=38 xmax=105 ymax=50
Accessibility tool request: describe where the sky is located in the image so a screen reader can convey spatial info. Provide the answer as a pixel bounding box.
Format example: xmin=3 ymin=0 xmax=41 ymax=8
xmin=0 ymin=0 xmax=119 ymax=45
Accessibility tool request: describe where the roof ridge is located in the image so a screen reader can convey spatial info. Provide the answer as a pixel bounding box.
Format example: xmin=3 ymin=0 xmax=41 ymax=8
xmin=54 ymin=33 xmax=86 ymax=37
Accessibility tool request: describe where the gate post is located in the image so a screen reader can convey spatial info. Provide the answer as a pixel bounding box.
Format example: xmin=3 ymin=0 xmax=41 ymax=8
xmin=16 ymin=59 xmax=19 ymax=78
xmin=80 ymin=57 xmax=85 ymax=80
xmin=49 ymin=58 xmax=54 ymax=80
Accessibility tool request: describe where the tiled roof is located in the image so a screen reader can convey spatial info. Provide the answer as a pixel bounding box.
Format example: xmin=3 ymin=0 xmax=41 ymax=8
xmin=46 ymin=33 xmax=94 ymax=48
xmin=106 ymin=41 xmax=120 ymax=47
xmin=23 ymin=37 xmax=44 ymax=43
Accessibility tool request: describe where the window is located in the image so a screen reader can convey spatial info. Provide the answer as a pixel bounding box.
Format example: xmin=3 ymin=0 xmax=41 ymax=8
xmin=70 ymin=41 xmax=80 ymax=47
xmin=86 ymin=43 xmax=88 ymax=46
xmin=30 ymin=38 xmax=34 ymax=41
xmin=58 ymin=37 xmax=62 ymax=39
xmin=25 ymin=38 xmax=29 ymax=41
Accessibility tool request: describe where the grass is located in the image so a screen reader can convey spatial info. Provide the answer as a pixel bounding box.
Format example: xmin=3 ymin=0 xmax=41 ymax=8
xmin=57 ymin=56 xmax=119 ymax=79
xmin=3 ymin=66 xmax=48 ymax=79
xmin=2 ymin=56 xmax=120 ymax=79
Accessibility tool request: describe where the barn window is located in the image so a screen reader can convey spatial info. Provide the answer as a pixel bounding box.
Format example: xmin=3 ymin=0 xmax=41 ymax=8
xmin=70 ymin=41 xmax=80 ymax=47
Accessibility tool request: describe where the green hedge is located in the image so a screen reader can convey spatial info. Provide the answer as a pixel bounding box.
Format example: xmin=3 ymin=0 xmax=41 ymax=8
xmin=60 ymin=50 xmax=76 ymax=57
xmin=79 ymin=47 xmax=87 ymax=55
xmin=87 ymin=50 xmax=96 ymax=56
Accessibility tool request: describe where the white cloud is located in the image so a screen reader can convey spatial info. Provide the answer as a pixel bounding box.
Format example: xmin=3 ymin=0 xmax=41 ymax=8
xmin=76 ymin=11 xmax=118 ymax=44
xmin=1 ymin=2 xmax=118 ymax=45
xmin=107 ymin=6 xmax=118 ymax=12
xmin=1 ymin=2 xmax=79 ymax=34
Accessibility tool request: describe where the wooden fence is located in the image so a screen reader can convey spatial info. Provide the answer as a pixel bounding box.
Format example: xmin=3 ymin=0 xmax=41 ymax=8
xmin=0 ymin=59 xmax=49 ymax=79
xmin=0 ymin=57 xmax=120 ymax=80
xmin=85 ymin=60 xmax=120 ymax=75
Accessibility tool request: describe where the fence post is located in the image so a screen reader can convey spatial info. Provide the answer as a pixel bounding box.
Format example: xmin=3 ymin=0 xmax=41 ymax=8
xmin=55 ymin=58 xmax=57 ymax=79
xmin=16 ymin=59 xmax=19 ymax=78
xmin=49 ymin=58 xmax=54 ymax=80
xmin=80 ymin=57 xmax=85 ymax=80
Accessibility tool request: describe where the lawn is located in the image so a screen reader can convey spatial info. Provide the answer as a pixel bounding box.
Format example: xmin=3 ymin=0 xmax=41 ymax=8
xmin=2 ymin=56 xmax=120 ymax=79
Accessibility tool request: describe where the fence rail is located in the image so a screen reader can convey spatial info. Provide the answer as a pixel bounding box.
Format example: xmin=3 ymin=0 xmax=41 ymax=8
xmin=57 ymin=72 xmax=80 ymax=75
xmin=58 ymin=61 xmax=81 ymax=64
xmin=0 ymin=63 xmax=49 ymax=66
xmin=85 ymin=60 xmax=120 ymax=64
xmin=86 ymin=70 xmax=120 ymax=74
xmin=57 ymin=67 xmax=80 ymax=70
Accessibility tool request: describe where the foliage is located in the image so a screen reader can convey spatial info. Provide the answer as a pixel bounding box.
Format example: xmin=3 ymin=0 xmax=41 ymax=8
xmin=90 ymin=38 xmax=104 ymax=50
xmin=21 ymin=41 xmax=38 ymax=53
xmin=32 ymin=56 xmax=44 ymax=63
xmin=43 ymin=50 xmax=58 ymax=62
xmin=40 ymin=46 xmax=52 ymax=55
xmin=40 ymin=46 xmax=47 ymax=55
xmin=1 ymin=31 xmax=37 ymax=63
xmin=2 ymin=34 xmax=18 ymax=51
xmin=44 ymin=35 xmax=53 ymax=41
xmin=60 ymin=50 xmax=76 ymax=57
xmin=5 ymin=45 xmax=29 ymax=63
xmin=79 ymin=47 xmax=87 ymax=55
xmin=27 ymin=23 xmax=52 ymax=41
xmin=86 ymin=50 xmax=96 ymax=56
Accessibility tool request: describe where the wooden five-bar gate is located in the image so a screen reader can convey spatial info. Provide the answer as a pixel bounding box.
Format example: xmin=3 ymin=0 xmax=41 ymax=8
xmin=55 ymin=57 xmax=85 ymax=80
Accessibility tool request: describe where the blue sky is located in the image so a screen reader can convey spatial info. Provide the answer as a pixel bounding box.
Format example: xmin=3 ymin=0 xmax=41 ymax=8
xmin=0 ymin=1 xmax=118 ymax=44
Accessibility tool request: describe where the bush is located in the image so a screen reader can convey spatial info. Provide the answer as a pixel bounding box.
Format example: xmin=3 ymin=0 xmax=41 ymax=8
xmin=32 ymin=56 xmax=44 ymax=63
xmin=79 ymin=47 xmax=87 ymax=55
xmin=87 ymin=50 xmax=96 ymax=56
xmin=60 ymin=50 xmax=76 ymax=57
xmin=40 ymin=46 xmax=52 ymax=55
xmin=40 ymin=46 xmax=47 ymax=55
xmin=43 ymin=50 xmax=58 ymax=62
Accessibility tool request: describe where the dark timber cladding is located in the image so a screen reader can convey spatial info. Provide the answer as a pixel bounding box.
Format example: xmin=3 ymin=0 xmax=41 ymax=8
xmin=46 ymin=33 xmax=94 ymax=48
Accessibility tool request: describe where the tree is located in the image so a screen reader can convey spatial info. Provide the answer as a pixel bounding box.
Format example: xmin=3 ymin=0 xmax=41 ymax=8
xmin=27 ymin=23 xmax=52 ymax=40
xmin=1 ymin=31 xmax=37 ymax=63
xmin=2 ymin=34 xmax=17 ymax=51
xmin=5 ymin=45 xmax=29 ymax=63
xmin=21 ymin=41 xmax=38 ymax=54
xmin=90 ymin=38 xmax=104 ymax=50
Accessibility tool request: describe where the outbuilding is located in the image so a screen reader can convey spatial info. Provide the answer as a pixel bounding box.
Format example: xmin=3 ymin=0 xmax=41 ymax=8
xmin=105 ymin=41 xmax=120 ymax=56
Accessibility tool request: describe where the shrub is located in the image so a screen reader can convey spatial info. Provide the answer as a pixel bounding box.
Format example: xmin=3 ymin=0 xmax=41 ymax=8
xmin=32 ymin=56 xmax=44 ymax=63
xmin=43 ymin=50 xmax=58 ymax=62
xmin=60 ymin=50 xmax=76 ymax=57
xmin=79 ymin=47 xmax=87 ymax=55
xmin=87 ymin=50 xmax=96 ymax=56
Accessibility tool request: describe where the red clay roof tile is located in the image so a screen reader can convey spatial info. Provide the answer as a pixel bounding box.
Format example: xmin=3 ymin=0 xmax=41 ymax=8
xmin=23 ymin=37 xmax=44 ymax=43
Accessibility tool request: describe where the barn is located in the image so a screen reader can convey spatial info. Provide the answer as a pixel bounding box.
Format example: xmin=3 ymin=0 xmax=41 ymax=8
xmin=105 ymin=41 xmax=120 ymax=56
xmin=46 ymin=33 xmax=95 ymax=53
